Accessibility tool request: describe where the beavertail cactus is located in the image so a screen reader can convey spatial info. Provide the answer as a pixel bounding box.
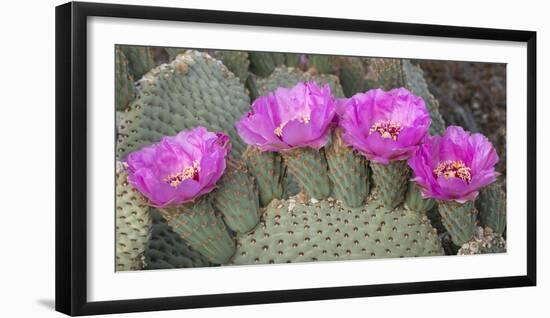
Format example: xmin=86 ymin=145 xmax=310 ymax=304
xmin=125 ymin=127 xmax=231 ymax=207
xmin=236 ymin=82 xmax=335 ymax=199
xmin=159 ymin=199 xmax=235 ymax=264
xmin=126 ymin=126 xmax=235 ymax=264
xmin=409 ymin=126 xmax=499 ymax=245
xmin=113 ymin=48 xmax=507 ymax=270
xmin=145 ymin=210 xmax=211 ymax=269
xmin=211 ymin=51 xmax=250 ymax=84
xmin=212 ymin=160 xmax=261 ymax=233
xmin=476 ymin=181 xmax=506 ymax=235
xmin=306 ymin=55 xmax=335 ymax=74
xmin=337 ymin=87 xmax=431 ymax=208
xmin=119 ymin=45 xmax=156 ymax=80
xmin=404 ymin=182 xmax=435 ymax=214
xmin=249 ymin=52 xmax=286 ymax=77
xmin=231 ymin=197 xmax=443 ymax=265
xmin=253 ymin=66 xmax=344 ymax=98
xmin=116 ymin=50 xmax=250 ymax=159
xmin=368 ymin=59 xmax=446 ymax=135
xmin=336 ymin=57 xmax=369 ymax=97
xmin=116 ymin=162 xmax=152 ymax=271
xmin=242 ymin=146 xmax=286 ymax=207
xmin=326 ymin=128 xmax=370 ymax=208
xmin=115 ymin=47 xmax=136 ymax=111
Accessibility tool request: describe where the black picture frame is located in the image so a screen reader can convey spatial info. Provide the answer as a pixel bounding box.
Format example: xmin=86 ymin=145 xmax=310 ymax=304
xmin=55 ymin=1 xmax=537 ymax=316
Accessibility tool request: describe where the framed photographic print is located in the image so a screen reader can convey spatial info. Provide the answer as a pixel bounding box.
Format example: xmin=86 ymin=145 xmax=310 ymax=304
xmin=55 ymin=1 xmax=537 ymax=316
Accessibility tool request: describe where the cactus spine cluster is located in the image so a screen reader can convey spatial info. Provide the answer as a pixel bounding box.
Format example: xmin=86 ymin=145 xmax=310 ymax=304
xmin=115 ymin=47 xmax=506 ymax=271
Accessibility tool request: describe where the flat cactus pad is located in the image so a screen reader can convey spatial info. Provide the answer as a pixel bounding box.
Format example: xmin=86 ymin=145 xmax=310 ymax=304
xmin=231 ymin=196 xmax=443 ymax=265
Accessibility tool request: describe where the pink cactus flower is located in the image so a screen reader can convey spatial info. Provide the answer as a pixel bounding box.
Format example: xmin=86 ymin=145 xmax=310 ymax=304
xmin=235 ymin=82 xmax=336 ymax=151
xmin=337 ymin=87 xmax=431 ymax=164
xmin=408 ymin=125 xmax=499 ymax=203
xmin=125 ymin=127 xmax=231 ymax=207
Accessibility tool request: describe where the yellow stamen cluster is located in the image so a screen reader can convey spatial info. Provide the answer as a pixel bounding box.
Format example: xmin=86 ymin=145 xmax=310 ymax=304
xmin=164 ymin=160 xmax=201 ymax=188
xmin=274 ymin=125 xmax=283 ymax=137
xmin=274 ymin=115 xmax=311 ymax=138
xmin=369 ymin=120 xmax=402 ymax=141
xmin=433 ymin=160 xmax=472 ymax=184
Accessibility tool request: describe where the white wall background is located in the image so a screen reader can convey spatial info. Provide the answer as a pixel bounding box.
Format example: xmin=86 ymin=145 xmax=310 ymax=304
xmin=0 ymin=0 xmax=546 ymax=317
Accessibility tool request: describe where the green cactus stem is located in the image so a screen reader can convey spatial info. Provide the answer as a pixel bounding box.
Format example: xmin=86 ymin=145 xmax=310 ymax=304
xmin=115 ymin=47 xmax=136 ymax=111
xmin=370 ymin=160 xmax=410 ymax=209
xmin=307 ymin=55 xmax=335 ymax=74
xmin=119 ymin=45 xmax=156 ymax=80
xmin=281 ymin=148 xmax=332 ymax=200
xmin=335 ymin=57 xmax=367 ymax=97
xmin=145 ymin=210 xmax=211 ymax=269
xmin=209 ymin=51 xmax=250 ymax=84
xmin=231 ymin=197 xmax=443 ymax=265
xmin=438 ymin=200 xmax=478 ymax=246
xmin=212 ymin=161 xmax=261 ymax=233
xmin=284 ymin=53 xmax=301 ymax=68
xmin=115 ymin=162 xmax=152 ymax=271
xmin=404 ymin=181 xmax=435 ymax=214
xmin=249 ymin=52 xmax=285 ymax=77
xmin=326 ymin=129 xmax=370 ymax=207
xmin=242 ymin=146 xmax=286 ymax=207
xmin=476 ymin=182 xmax=506 ymax=235
xmin=158 ymin=199 xmax=236 ymax=264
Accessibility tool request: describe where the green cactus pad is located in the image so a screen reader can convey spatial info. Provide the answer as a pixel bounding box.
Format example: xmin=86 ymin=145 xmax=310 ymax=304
xmin=254 ymin=66 xmax=344 ymax=98
xmin=208 ymin=51 xmax=250 ymax=84
xmin=164 ymin=47 xmax=186 ymax=60
xmin=115 ymin=162 xmax=152 ymax=271
xmin=367 ymin=58 xmax=446 ymax=135
xmin=307 ymin=55 xmax=335 ymax=74
xmin=438 ymin=200 xmax=478 ymax=246
xmin=335 ymin=57 xmax=367 ymax=97
xmin=402 ymin=61 xmax=446 ymax=135
xmin=158 ymin=199 xmax=235 ymax=264
xmin=249 ymin=52 xmax=286 ymax=77
xmin=282 ymin=148 xmax=332 ymax=200
xmin=119 ymin=45 xmax=156 ymax=80
xmin=370 ymin=160 xmax=410 ymax=209
xmin=243 ymin=146 xmax=286 ymax=207
xmin=476 ymin=182 xmax=506 ymax=235
xmin=212 ymin=161 xmax=261 ymax=233
xmin=145 ymin=210 xmax=211 ymax=270
xmin=404 ymin=182 xmax=435 ymax=214
xmin=326 ymin=129 xmax=370 ymax=207
xmin=231 ymin=197 xmax=443 ymax=265
xmin=116 ymin=50 xmax=250 ymax=159
xmin=368 ymin=58 xmax=405 ymax=90
xmin=283 ymin=53 xmax=301 ymax=67
xmin=115 ymin=47 xmax=136 ymax=111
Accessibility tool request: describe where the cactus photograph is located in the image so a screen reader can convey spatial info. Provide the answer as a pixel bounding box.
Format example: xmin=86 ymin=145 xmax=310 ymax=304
xmin=114 ymin=45 xmax=507 ymax=272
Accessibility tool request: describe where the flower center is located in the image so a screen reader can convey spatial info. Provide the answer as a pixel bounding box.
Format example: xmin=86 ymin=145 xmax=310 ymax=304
xmin=433 ymin=160 xmax=472 ymax=184
xmin=274 ymin=115 xmax=311 ymax=138
xmin=164 ymin=160 xmax=201 ymax=188
xmin=369 ymin=120 xmax=401 ymax=141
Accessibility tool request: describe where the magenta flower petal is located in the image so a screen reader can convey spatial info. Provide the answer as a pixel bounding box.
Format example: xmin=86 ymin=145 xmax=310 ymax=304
xmin=235 ymin=82 xmax=336 ymax=151
xmin=337 ymin=87 xmax=431 ymax=164
xmin=125 ymin=127 xmax=231 ymax=207
xmin=408 ymin=125 xmax=499 ymax=203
